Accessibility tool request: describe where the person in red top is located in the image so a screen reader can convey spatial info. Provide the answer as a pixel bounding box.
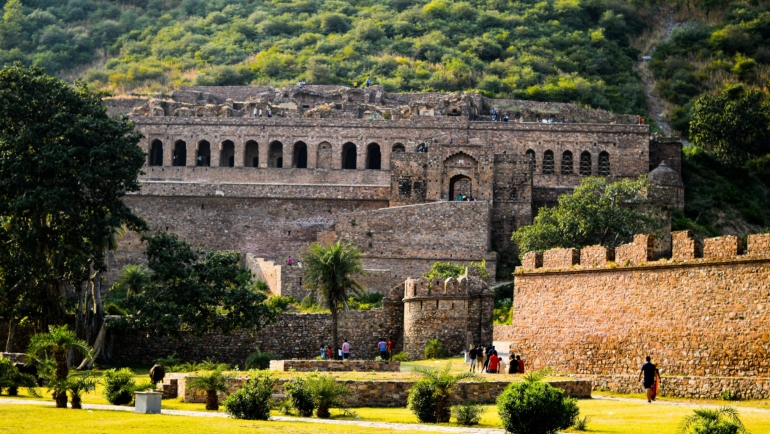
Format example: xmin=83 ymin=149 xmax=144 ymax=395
xmin=516 ymin=355 xmax=525 ymax=373
xmin=387 ymin=338 xmax=395 ymax=361
xmin=327 ymin=346 xmax=334 ymax=360
xmin=487 ymin=353 xmax=500 ymax=373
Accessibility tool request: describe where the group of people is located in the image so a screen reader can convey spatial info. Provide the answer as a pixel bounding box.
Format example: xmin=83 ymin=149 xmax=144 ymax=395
xmin=467 ymin=345 xmax=525 ymax=374
xmin=253 ymin=107 xmax=286 ymax=118
xmin=319 ymin=338 xmax=397 ymax=361
xmin=456 ymin=195 xmax=476 ymax=202
xmin=416 ymin=142 xmax=429 ymax=153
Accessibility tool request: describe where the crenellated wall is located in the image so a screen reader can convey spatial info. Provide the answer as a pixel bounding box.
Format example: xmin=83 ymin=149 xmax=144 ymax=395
xmin=501 ymin=232 xmax=770 ymax=381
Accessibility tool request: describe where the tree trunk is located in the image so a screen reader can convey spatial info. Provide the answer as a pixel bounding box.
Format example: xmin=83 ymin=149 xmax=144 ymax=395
xmin=436 ymin=397 xmax=450 ymax=423
xmin=331 ymin=310 xmax=339 ymax=360
xmin=71 ymin=394 xmax=82 ymax=409
xmin=316 ymin=403 xmax=330 ymax=418
xmin=206 ymin=390 xmax=219 ymax=411
xmin=77 ymin=320 xmax=107 ymax=370
xmin=5 ymin=317 xmax=15 ymax=352
xmin=54 ymin=349 xmax=69 ymax=409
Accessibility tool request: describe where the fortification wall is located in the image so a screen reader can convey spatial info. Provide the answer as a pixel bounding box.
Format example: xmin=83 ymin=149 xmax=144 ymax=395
xmin=112 ymin=308 xmax=403 ymax=365
xmin=501 ymin=232 xmax=770 ymax=379
xmin=140 ymin=166 xmax=391 ymax=185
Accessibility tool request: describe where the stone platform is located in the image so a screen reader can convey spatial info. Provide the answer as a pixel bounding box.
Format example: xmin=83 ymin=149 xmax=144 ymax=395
xmin=269 ymin=359 xmax=401 ymax=372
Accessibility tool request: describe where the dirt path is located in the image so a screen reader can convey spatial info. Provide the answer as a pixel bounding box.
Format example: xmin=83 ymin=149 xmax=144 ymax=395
xmin=636 ymin=9 xmax=680 ymax=136
xmin=593 ymin=394 xmax=770 ymax=413
xmin=0 ymin=397 xmax=505 ymax=434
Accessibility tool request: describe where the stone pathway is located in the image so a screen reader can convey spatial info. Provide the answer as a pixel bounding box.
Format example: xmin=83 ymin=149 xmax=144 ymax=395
xmin=593 ymin=394 xmax=770 ymax=414
xmin=0 ymin=398 xmax=504 ymax=434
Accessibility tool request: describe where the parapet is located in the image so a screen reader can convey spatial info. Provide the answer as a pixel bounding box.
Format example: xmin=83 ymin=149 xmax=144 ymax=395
xmin=516 ymin=232 xmax=770 ymax=273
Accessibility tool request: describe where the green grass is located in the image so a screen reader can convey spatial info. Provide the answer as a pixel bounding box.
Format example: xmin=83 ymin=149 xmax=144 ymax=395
xmin=0 ymin=405 xmax=431 ymax=434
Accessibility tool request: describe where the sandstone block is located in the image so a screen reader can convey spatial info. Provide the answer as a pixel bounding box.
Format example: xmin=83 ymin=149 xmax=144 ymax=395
xmin=521 ymin=251 xmax=543 ymax=269
xmin=542 ymin=248 xmax=579 ymax=269
xmin=580 ymin=245 xmax=614 ymax=267
xmin=704 ymin=235 xmax=744 ymax=259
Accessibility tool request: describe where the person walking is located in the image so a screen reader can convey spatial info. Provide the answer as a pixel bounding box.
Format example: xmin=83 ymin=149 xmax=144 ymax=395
xmin=507 ymin=355 xmax=517 ymax=374
xmin=387 ymin=338 xmax=395 ymax=361
xmin=320 ymin=345 xmax=326 ymax=359
xmin=516 ymin=355 xmax=525 ymax=373
xmin=327 ymin=345 xmax=334 ymax=360
xmin=468 ymin=346 xmax=477 ymax=372
xmin=378 ymin=339 xmax=388 ymax=359
xmin=487 ymin=352 xmax=500 ymax=374
xmin=342 ymin=339 xmax=351 ymax=359
xmin=475 ymin=345 xmax=484 ymax=373
xmin=286 ymin=256 xmax=293 ymax=266
xmin=638 ymin=356 xmax=660 ymax=403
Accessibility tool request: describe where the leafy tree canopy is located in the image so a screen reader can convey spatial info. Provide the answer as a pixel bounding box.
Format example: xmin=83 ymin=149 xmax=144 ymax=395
xmin=0 ymin=0 xmax=647 ymax=114
xmin=0 ymin=63 xmax=145 ymax=327
xmin=114 ymin=232 xmax=275 ymax=337
xmin=512 ymin=176 xmax=660 ymax=255
xmin=690 ymin=85 xmax=770 ymax=166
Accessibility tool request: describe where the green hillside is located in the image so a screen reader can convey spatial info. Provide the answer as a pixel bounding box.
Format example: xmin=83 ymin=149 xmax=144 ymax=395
xmin=0 ymin=0 xmax=646 ymax=114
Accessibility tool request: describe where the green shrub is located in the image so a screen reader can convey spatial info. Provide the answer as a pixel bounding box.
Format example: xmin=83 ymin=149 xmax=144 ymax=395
xmin=245 ymin=349 xmax=277 ymax=370
xmin=308 ymin=374 xmax=351 ymax=418
xmin=452 ymin=401 xmax=483 ymax=426
xmin=284 ymin=377 xmax=315 ymax=417
xmin=407 ymin=380 xmax=438 ymax=423
xmin=266 ymin=295 xmax=297 ymax=312
xmin=0 ymin=358 xmax=38 ymax=397
xmin=104 ymin=302 xmax=127 ymax=316
xmin=223 ymin=374 xmax=275 ymax=420
xmin=103 ymin=368 xmax=137 ymax=405
xmin=720 ymin=390 xmax=738 ymax=401
xmin=154 ymin=353 xmax=181 ymax=366
xmin=424 ymin=338 xmax=446 ymax=359
xmin=679 ymin=407 xmax=747 ymax=434
xmin=573 ymin=416 xmax=590 ymax=431
xmin=497 ymin=381 xmax=579 ymax=434
xmin=391 ymin=351 xmax=411 ymax=362
xmin=423 ymin=262 xmax=466 ymax=280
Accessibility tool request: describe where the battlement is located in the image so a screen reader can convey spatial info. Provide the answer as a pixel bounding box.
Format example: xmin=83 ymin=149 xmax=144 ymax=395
xmin=518 ymin=232 xmax=770 ymax=273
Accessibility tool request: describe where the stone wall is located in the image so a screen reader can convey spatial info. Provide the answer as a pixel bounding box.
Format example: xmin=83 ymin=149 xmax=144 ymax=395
xmin=112 ymin=308 xmax=403 ymax=365
xmin=587 ymin=374 xmax=770 ymax=400
xmin=269 ymin=360 xmax=401 ymax=372
xmin=168 ymin=374 xmax=592 ymax=405
xmin=502 ymin=232 xmax=770 ymax=379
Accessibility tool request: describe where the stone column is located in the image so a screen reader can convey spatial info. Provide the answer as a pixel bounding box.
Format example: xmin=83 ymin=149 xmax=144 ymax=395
xmin=307 ymin=142 xmax=318 ymax=169
xmin=211 ymin=140 xmax=221 ymax=167
xmin=163 ymin=140 xmax=173 ymax=167
xmin=259 ymin=139 xmax=269 ymax=168
xmin=235 ymin=141 xmax=245 ymax=167
xmin=332 ymin=143 xmax=342 ymax=170
xmin=186 ymin=140 xmax=196 ymax=167
xmin=285 ymin=142 xmax=294 ymax=168
xmin=357 ymin=143 xmax=366 ymax=170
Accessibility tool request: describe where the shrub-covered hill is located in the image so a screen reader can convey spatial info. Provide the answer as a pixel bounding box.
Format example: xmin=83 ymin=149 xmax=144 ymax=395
xmin=1 ymin=0 xmax=646 ymax=114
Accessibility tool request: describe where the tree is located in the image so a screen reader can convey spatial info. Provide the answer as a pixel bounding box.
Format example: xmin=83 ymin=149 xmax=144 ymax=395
xmin=408 ymin=362 xmax=483 ymax=423
xmin=301 ymin=241 xmax=364 ymax=359
xmin=0 ymin=357 xmax=38 ymax=396
xmin=512 ymin=176 xmax=660 ymax=255
xmin=114 ymin=264 xmax=151 ymax=299
xmin=116 ymin=232 xmax=275 ymax=337
xmin=188 ymin=369 xmax=233 ymax=411
xmin=0 ymin=64 xmax=145 ymax=344
xmin=690 ymin=86 xmax=770 ymax=166
xmin=678 ymin=407 xmax=748 ymax=434
xmin=0 ymin=0 xmax=24 ymax=50
xmin=26 ymin=325 xmax=92 ymax=408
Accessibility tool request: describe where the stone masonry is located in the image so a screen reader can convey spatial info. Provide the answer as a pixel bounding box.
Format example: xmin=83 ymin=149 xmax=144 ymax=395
xmin=269 ymin=360 xmax=401 ymax=372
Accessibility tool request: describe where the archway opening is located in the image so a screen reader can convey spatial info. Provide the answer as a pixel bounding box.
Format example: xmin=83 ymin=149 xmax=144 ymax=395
xmin=449 ymin=175 xmax=473 ymax=201
xmin=599 ymin=151 xmax=610 ymax=177
xmin=580 ymin=151 xmax=592 ymax=176
xmin=317 ymin=142 xmax=332 ymax=169
xmin=268 ymin=141 xmax=283 ymax=168
xmin=220 ymin=140 xmax=235 ymax=167
xmin=366 ymin=143 xmax=381 ymax=170
xmin=149 ymin=140 xmax=163 ymax=166
xmin=342 ymin=142 xmax=357 ymax=169
xmin=392 ymin=143 xmax=405 ymax=153
xmin=561 ymin=150 xmax=573 ymax=175
xmin=542 ymin=150 xmax=554 ymax=175
xmin=197 ymin=141 xmax=211 ymax=167
xmin=245 ymin=140 xmax=259 ymax=167
xmin=293 ymin=142 xmax=308 ymax=168
xmin=173 ymin=140 xmax=187 ymax=167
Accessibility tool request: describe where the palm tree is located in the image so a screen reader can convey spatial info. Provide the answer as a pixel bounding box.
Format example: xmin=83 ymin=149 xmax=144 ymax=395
xmin=187 ymin=369 xmax=233 ymax=411
xmin=116 ymin=264 xmax=151 ymax=298
xmin=678 ymin=407 xmax=748 ymax=434
xmin=410 ymin=362 xmax=484 ymax=423
xmin=302 ymin=241 xmax=364 ymax=358
xmin=26 ymin=325 xmax=92 ymax=408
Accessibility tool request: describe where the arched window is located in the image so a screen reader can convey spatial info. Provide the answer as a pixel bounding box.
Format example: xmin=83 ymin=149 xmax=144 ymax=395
xmin=449 ymin=175 xmax=472 ymax=200
xmin=561 ymin=151 xmax=573 ymax=175
xmin=542 ymin=150 xmax=554 ymax=175
xmin=342 ymin=142 xmax=357 ymax=169
xmin=245 ymin=140 xmax=259 ymax=167
xmin=196 ymin=141 xmax=211 ymax=167
xmin=579 ymin=151 xmax=592 ymax=176
xmin=293 ymin=142 xmax=308 ymax=168
xmin=268 ymin=141 xmax=283 ymax=168
xmin=149 ymin=140 xmax=163 ymax=166
xmin=598 ymin=152 xmax=610 ymax=177
xmin=220 ymin=140 xmax=235 ymax=167
xmin=392 ymin=143 xmax=405 ymax=153
xmin=366 ymin=143 xmax=381 ymax=170
xmin=525 ymin=149 xmax=535 ymax=162
xmin=317 ymin=142 xmax=332 ymax=169
xmin=173 ymin=140 xmax=187 ymax=167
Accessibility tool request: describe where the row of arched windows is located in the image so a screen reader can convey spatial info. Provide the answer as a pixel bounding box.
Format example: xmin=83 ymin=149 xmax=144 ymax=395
xmin=148 ymin=140 xmax=389 ymax=170
xmin=527 ymin=150 xmax=611 ymax=177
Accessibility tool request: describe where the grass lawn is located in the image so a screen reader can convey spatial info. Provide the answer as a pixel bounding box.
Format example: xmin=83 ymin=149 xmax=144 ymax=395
xmin=0 ymin=405 xmax=430 ymax=434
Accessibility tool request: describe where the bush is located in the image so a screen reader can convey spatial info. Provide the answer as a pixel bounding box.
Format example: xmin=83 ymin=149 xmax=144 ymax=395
xmin=103 ymin=368 xmax=137 ymax=405
xmin=223 ymin=374 xmax=275 ymax=420
xmin=391 ymin=351 xmax=411 ymax=362
xmin=497 ymin=381 xmax=579 ymax=434
xmin=308 ymin=374 xmax=351 ymax=418
xmin=266 ymin=295 xmax=297 ymax=312
xmin=0 ymin=358 xmax=38 ymax=397
xmin=284 ymin=377 xmax=315 ymax=417
xmin=408 ymin=380 xmax=438 ymax=423
xmin=720 ymin=390 xmax=738 ymax=401
xmin=245 ymin=349 xmax=277 ymax=370
xmin=573 ymin=416 xmax=589 ymax=431
xmin=452 ymin=401 xmax=483 ymax=426
xmin=424 ymin=338 xmax=446 ymax=359
xmin=104 ymin=302 xmax=127 ymax=316
xmin=154 ymin=353 xmax=181 ymax=366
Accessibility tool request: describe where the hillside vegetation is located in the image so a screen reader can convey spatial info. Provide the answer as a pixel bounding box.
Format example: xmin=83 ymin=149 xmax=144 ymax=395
xmin=0 ymin=0 xmax=647 ymax=114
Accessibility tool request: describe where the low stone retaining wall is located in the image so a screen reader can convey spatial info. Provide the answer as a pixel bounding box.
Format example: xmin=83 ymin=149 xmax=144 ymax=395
xmin=269 ymin=360 xmax=401 ymax=372
xmin=585 ymin=374 xmax=770 ymax=400
xmin=167 ymin=374 xmax=591 ymax=406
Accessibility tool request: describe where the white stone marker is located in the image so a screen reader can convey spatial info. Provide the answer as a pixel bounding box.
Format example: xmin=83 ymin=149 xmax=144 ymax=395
xmin=135 ymin=391 xmax=162 ymax=414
